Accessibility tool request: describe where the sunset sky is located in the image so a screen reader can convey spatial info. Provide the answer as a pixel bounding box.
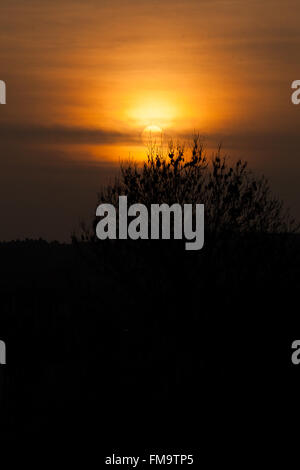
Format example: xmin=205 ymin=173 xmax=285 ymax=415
xmin=0 ymin=0 xmax=300 ymax=240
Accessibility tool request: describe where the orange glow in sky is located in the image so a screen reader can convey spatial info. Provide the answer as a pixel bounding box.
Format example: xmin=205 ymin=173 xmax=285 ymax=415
xmin=1 ymin=0 xmax=300 ymax=240
xmin=1 ymin=0 xmax=300 ymax=162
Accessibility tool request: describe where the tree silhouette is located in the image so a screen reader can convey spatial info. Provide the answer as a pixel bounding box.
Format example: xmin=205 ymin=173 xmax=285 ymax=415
xmin=82 ymin=136 xmax=297 ymax=241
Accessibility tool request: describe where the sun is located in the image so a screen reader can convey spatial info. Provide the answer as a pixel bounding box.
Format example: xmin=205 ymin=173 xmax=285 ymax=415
xmin=142 ymin=124 xmax=163 ymax=145
xmin=143 ymin=124 xmax=163 ymax=136
xmin=126 ymin=96 xmax=177 ymax=128
xmin=125 ymin=96 xmax=177 ymax=147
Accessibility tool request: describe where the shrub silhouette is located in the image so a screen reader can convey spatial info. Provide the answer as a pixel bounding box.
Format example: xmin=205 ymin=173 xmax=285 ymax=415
xmin=83 ymin=136 xmax=297 ymax=240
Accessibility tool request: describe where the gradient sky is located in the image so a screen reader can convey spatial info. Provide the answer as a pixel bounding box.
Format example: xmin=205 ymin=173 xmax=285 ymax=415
xmin=0 ymin=0 xmax=300 ymax=240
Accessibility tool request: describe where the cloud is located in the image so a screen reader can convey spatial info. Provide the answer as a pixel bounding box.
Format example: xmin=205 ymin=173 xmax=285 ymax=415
xmin=0 ymin=124 xmax=140 ymax=146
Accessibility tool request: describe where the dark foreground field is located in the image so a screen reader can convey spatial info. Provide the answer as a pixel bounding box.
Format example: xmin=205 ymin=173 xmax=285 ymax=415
xmin=0 ymin=235 xmax=299 ymax=449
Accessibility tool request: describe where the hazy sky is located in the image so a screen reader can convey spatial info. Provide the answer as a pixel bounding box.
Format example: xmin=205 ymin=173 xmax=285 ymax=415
xmin=0 ymin=0 xmax=300 ymax=240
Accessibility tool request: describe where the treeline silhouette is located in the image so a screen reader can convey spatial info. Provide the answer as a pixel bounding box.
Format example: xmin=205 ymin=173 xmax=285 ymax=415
xmin=1 ymin=140 xmax=300 ymax=444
